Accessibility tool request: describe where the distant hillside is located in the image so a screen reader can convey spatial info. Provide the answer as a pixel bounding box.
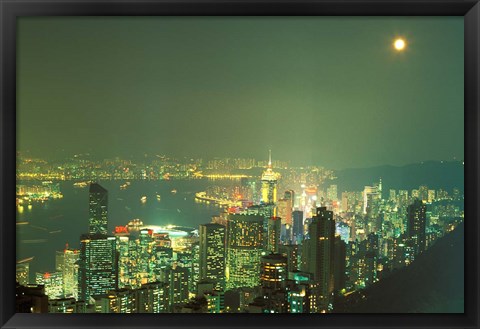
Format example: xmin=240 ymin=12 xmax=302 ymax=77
xmin=332 ymin=161 xmax=464 ymax=192
xmin=338 ymin=222 xmax=464 ymax=313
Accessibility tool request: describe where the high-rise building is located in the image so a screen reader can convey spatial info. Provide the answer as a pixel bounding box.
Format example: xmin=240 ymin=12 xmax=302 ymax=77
xmin=35 ymin=271 xmax=63 ymax=299
xmin=56 ymin=248 xmax=80 ymax=299
xmin=260 ymin=254 xmax=288 ymax=291
xmin=407 ymin=199 xmax=427 ymax=255
xmin=326 ymin=185 xmax=338 ymax=202
xmin=284 ymin=190 xmax=295 ymax=208
xmin=16 ymin=263 xmax=30 ymax=286
xmin=301 ymin=207 xmax=335 ymax=313
xmin=261 ymin=150 xmax=278 ymax=205
xmin=163 ymin=265 xmax=189 ymax=311
xmin=78 ymin=234 xmax=118 ymax=303
xmin=226 ymin=214 xmax=264 ymax=289
xmin=199 ymin=223 xmax=226 ymax=291
xmin=278 ymin=244 xmax=298 ymax=273
xmin=266 ymin=217 xmax=281 ymax=253
xmin=89 ymin=183 xmax=108 ymax=235
xmin=277 ymin=198 xmax=292 ymax=226
xmin=292 ymin=210 xmax=304 ymax=242
xmin=137 ymin=281 xmax=170 ymax=313
xmin=333 ymin=235 xmax=346 ymax=294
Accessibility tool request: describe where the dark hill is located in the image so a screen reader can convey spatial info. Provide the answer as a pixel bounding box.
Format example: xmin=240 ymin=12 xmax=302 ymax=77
xmin=333 ymin=161 xmax=464 ymax=192
xmin=339 ymin=222 xmax=464 ymax=313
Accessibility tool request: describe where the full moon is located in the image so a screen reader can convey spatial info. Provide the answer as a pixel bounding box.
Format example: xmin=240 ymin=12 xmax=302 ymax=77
xmin=394 ymin=38 xmax=406 ymax=51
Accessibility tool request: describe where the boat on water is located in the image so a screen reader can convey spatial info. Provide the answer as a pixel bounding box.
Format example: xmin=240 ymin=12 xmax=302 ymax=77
xmin=156 ymin=194 xmax=161 ymax=201
xmin=73 ymin=181 xmax=91 ymax=188
xmin=171 ymin=189 xmax=177 ymax=194
xmin=120 ymin=182 xmax=131 ymax=190
xmin=141 ymin=196 xmax=147 ymax=203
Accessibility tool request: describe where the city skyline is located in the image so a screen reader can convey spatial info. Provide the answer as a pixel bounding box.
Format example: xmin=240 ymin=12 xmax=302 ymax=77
xmin=17 ymin=16 xmax=463 ymax=169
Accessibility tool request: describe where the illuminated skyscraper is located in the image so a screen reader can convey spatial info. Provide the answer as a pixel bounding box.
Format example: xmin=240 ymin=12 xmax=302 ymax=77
xmin=16 ymin=263 xmax=30 ymax=286
xmin=260 ymin=254 xmax=288 ymax=291
xmin=292 ymin=210 xmax=304 ymax=242
xmin=226 ymin=214 xmax=264 ymax=289
xmin=89 ymin=183 xmax=108 ymax=235
xmin=35 ymin=271 xmax=63 ymax=299
xmin=78 ymin=234 xmax=118 ymax=303
xmin=163 ymin=265 xmax=189 ymax=311
xmin=261 ymin=150 xmax=279 ymax=205
xmin=407 ymin=199 xmax=427 ymax=255
xmin=266 ymin=217 xmax=281 ymax=253
xmin=199 ymin=223 xmax=226 ymax=291
xmin=301 ymin=207 xmax=335 ymax=313
xmin=56 ymin=248 xmax=80 ymax=299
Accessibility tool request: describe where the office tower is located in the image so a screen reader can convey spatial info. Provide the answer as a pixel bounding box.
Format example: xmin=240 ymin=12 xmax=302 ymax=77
xmin=266 ymin=217 xmax=281 ymax=253
xmin=16 ymin=283 xmax=48 ymax=313
xmin=363 ymin=183 xmax=381 ymax=215
xmin=292 ymin=210 xmax=304 ymax=242
xmin=137 ymin=229 xmax=157 ymax=285
xmin=113 ymin=229 xmax=130 ymax=289
xmin=260 ymin=254 xmax=288 ymax=291
xmin=163 ymin=265 xmax=189 ymax=311
xmin=284 ymin=190 xmax=295 ymax=208
xmin=407 ymin=199 xmax=427 ymax=255
xmin=78 ymin=234 xmax=117 ymax=303
xmin=57 ymin=248 xmax=80 ymax=299
xmin=333 ymin=236 xmax=346 ymax=294
xmin=89 ymin=183 xmax=108 ymax=235
xmin=199 ymin=223 xmax=226 ymax=291
xmin=277 ymin=198 xmax=292 ymax=226
xmin=16 ymin=263 xmax=30 ymax=286
xmin=35 ymin=271 xmax=63 ymax=299
xmin=301 ymin=207 xmax=335 ymax=312
xmin=261 ymin=150 xmax=278 ymax=205
xmin=137 ymin=281 xmax=170 ymax=313
xmin=226 ymin=214 xmax=264 ymax=289
xmin=190 ymin=242 xmax=200 ymax=294
xmin=278 ymin=244 xmax=298 ymax=273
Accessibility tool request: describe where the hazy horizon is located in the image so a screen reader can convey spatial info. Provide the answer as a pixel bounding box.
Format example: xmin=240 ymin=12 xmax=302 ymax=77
xmin=17 ymin=16 xmax=464 ymax=169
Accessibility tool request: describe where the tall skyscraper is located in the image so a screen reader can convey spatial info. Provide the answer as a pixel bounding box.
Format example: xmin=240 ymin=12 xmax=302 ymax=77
xmin=226 ymin=214 xmax=264 ymax=289
xmin=292 ymin=210 xmax=304 ymax=242
xmin=261 ymin=150 xmax=278 ymax=205
xmin=199 ymin=223 xmax=226 ymax=291
xmin=407 ymin=199 xmax=427 ymax=255
xmin=56 ymin=248 xmax=80 ymax=299
xmin=266 ymin=217 xmax=281 ymax=253
xmin=89 ymin=183 xmax=108 ymax=235
xmin=301 ymin=207 xmax=335 ymax=313
xmin=78 ymin=234 xmax=118 ymax=303
xmin=260 ymin=254 xmax=288 ymax=291
xmin=163 ymin=265 xmax=189 ymax=311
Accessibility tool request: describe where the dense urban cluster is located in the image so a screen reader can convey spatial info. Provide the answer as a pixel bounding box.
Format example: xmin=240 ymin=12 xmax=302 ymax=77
xmin=16 ymin=153 xmax=464 ymax=314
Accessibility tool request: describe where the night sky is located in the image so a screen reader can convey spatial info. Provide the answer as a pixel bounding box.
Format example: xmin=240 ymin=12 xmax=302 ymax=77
xmin=17 ymin=17 xmax=464 ymax=169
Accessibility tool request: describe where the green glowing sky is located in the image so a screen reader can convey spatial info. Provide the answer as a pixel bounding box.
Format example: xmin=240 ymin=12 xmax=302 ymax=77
xmin=17 ymin=17 xmax=464 ymax=169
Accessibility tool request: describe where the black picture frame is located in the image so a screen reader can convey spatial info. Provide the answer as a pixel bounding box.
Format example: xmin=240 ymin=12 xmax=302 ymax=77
xmin=1 ymin=0 xmax=478 ymax=328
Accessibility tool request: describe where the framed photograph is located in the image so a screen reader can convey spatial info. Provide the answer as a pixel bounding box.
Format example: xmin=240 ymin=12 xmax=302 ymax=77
xmin=1 ymin=0 xmax=479 ymax=328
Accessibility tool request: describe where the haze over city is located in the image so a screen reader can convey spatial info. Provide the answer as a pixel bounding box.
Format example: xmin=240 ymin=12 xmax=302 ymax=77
xmin=17 ymin=17 xmax=463 ymax=169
